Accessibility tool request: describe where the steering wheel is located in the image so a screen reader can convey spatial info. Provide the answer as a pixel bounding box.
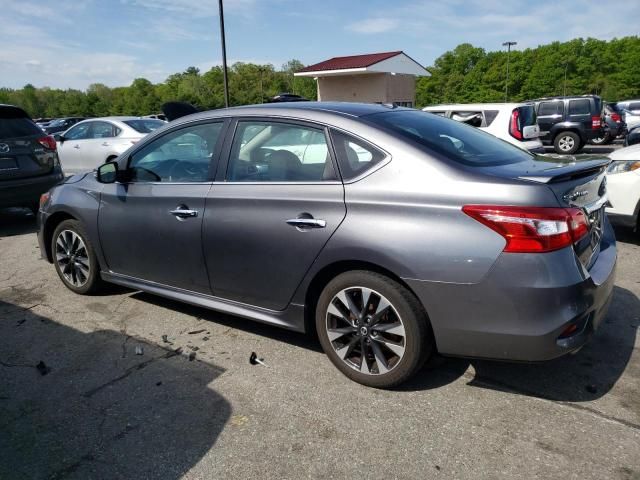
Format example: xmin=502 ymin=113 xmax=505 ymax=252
xmin=168 ymin=161 xmax=207 ymax=181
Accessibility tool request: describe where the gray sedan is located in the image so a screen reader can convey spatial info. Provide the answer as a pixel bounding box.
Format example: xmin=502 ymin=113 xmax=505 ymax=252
xmin=37 ymin=103 xmax=616 ymax=388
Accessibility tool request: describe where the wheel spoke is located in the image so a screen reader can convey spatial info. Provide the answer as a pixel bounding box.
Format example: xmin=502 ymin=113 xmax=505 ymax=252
xmin=327 ymin=302 xmax=352 ymax=325
xmin=370 ymin=297 xmax=391 ymax=326
xmin=360 ymin=287 xmax=374 ymax=316
xmin=337 ymin=290 xmax=360 ymax=318
xmin=370 ymin=339 xmax=389 ymax=374
xmin=373 ymin=322 xmax=405 ymax=336
xmin=360 ymin=338 xmax=370 ymax=373
xmin=336 ymin=336 xmax=359 ymax=360
xmin=327 ymin=326 xmax=356 ymax=342
xmin=373 ymin=336 xmax=405 ymax=357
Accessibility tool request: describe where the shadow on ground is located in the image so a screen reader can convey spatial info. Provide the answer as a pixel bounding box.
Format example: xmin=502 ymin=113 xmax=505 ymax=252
xmin=613 ymin=225 xmax=640 ymax=246
xmin=0 ymin=301 xmax=231 ymax=480
xmin=0 ymin=208 xmax=38 ymax=237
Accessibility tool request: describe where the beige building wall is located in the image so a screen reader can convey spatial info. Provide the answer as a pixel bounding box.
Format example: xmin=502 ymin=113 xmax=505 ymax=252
xmin=317 ymin=73 xmax=416 ymax=105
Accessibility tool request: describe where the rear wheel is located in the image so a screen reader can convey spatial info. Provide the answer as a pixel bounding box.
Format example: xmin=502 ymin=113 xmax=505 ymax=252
xmin=316 ymin=271 xmax=432 ymax=388
xmin=554 ymin=131 xmax=581 ymax=154
xmin=590 ymin=132 xmax=612 ymax=145
xmin=51 ymin=219 xmax=104 ymax=294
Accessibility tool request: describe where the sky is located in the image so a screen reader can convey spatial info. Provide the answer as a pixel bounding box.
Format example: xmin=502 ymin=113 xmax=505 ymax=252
xmin=1 ymin=0 xmax=638 ymax=90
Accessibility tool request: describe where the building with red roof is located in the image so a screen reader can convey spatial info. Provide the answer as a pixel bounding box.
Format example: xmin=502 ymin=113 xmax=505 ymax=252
xmin=294 ymin=51 xmax=428 ymax=107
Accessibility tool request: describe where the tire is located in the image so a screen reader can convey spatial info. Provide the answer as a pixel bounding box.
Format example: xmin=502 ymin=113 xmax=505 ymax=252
xmin=51 ymin=219 xmax=104 ymax=294
xmin=316 ymin=270 xmax=433 ymax=388
xmin=590 ymin=132 xmax=612 ymax=145
xmin=553 ymin=131 xmax=581 ymax=154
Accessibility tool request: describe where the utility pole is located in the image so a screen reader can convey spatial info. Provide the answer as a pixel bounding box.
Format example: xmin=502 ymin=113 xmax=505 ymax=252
xmin=502 ymin=41 xmax=517 ymax=102
xmin=218 ymin=0 xmax=229 ymax=108
xmin=563 ymin=62 xmax=569 ymax=96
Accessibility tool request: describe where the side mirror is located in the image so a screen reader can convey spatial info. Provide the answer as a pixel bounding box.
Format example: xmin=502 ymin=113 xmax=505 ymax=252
xmin=96 ymin=162 xmax=118 ymax=183
xmin=54 ymin=134 xmax=64 ymax=143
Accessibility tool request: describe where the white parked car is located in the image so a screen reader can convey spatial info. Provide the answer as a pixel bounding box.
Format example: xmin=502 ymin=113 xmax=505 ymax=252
xmin=422 ymin=103 xmax=543 ymax=153
xmin=606 ymin=144 xmax=640 ymax=230
xmin=55 ymin=117 xmax=165 ymax=174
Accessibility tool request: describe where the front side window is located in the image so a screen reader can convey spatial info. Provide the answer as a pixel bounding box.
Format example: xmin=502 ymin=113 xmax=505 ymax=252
xmin=64 ymin=123 xmax=91 ymax=140
xmin=330 ymin=130 xmax=386 ymax=181
xmin=538 ymin=102 xmax=564 ymax=116
xmin=367 ymin=110 xmax=532 ymax=167
xmin=128 ymin=122 xmax=223 ymax=182
xmin=227 ymin=121 xmax=335 ymax=182
xmin=568 ymin=99 xmax=591 ymax=115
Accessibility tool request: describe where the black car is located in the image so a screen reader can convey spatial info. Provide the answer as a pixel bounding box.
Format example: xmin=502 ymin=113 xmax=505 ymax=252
xmin=625 ymin=125 xmax=640 ymax=147
xmin=44 ymin=117 xmax=86 ymax=135
xmin=0 ymin=105 xmax=64 ymax=212
xmin=531 ymin=95 xmax=604 ymax=154
xmin=591 ymin=102 xmax=626 ymax=145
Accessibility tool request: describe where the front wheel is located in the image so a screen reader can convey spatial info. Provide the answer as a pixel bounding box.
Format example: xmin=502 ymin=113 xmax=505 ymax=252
xmin=316 ymin=271 xmax=433 ymax=388
xmin=554 ymin=131 xmax=581 ymax=154
xmin=51 ymin=219 xmax=104 ymax=294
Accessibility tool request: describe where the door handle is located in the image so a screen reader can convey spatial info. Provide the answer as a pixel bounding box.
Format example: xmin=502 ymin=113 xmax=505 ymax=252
xmin=73 ymin=145 xmax=80 ymax=149
xmin=170 ymin=207 xmax=198 ymax=219
xmin=101 ymin=142 xmax=110 ymax=146
xmin=286 ymin=218 xmax=326 ymax=229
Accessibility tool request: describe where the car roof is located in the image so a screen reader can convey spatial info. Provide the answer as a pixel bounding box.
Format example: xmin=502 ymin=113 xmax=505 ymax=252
xmin=423 ymin=103 xmax=531 ymax=110
xmin=530 ymin=95 xmax=600 ymax=102
xmin=178 ymin=102 xmax=413 ymax=123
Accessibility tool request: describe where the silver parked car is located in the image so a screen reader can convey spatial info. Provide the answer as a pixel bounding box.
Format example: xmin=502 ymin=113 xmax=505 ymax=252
xmin=37 ymin=103 xmax=616 ymax=388
xmin=55 ymin=117 xmax=165 ymax=174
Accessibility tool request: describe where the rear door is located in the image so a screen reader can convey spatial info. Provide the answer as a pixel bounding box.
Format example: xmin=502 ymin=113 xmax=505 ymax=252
xmin=567 ymin=98 xmax=592 ymax=135
xmin=203 ymin=118 xmax=346 ymax=310
xmin=84 ymin=121 xmax=121 ymax=168
xmin=0 ymin=107 xmax=54 ymax=181
xmin=536 ymin=101 xmax=564 ymax=140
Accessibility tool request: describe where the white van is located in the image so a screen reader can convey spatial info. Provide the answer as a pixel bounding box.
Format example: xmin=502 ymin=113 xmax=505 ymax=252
xmin=422 ymin=103 xmax=544 ymax=153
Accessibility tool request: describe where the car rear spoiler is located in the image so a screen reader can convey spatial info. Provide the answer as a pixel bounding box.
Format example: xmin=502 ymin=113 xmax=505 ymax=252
xmin=518 ymin=158 xmax=611 ymax=184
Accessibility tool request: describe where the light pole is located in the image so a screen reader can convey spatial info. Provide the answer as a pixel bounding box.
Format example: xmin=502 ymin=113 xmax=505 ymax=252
xmin=218 ymin=0 xmax=229 ymax=108
xmin=502 ymin=41 xmax=517 ymax=102
xmin=563 ymin=62 xmax=569 ymax=96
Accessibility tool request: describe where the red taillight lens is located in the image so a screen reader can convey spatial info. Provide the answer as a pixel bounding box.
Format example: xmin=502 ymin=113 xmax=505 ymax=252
xmin=611 ymin=113 xmax=621 ymax=123
xmin=462 ymin=205 xmax=590 ymax=253
xmin=509 ymin=109 xmax=523 ymax=140
xmin=591 ymin=115 xmax=602 ymax=129
xmin=37 ymin=135 xmax=57 ymax=151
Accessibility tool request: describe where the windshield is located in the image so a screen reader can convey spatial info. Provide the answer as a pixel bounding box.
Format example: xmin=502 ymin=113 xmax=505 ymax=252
xmin=366 ymin=110 xmax=532 ymax=167
xmin=123 ymin=119 xmax=165 ymax=133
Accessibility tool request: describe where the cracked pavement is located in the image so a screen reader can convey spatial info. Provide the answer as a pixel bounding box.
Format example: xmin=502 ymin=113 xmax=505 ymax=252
xmin=0 ymin=207 xmax=639 ymax=479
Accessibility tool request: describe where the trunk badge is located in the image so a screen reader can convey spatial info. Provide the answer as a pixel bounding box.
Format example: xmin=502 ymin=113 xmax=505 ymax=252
xmin=563 ymin=190 xmax=588 ymax=202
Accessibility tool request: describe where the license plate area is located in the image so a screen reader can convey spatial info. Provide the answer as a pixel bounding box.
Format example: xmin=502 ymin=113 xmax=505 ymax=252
xmin=0 ymin=157 xmax=18 ymax=171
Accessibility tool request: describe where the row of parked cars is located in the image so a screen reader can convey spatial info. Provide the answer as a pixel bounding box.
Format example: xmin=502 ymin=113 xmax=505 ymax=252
xmin=424 ymin=95 xmax=640 ymax=154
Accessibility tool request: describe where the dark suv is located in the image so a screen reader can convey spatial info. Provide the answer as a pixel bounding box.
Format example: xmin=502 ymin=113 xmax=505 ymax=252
xmin=532 ymin=95 xmax=604 ymax=154
xmin=0 ymin=105 xmax=64 ymax=212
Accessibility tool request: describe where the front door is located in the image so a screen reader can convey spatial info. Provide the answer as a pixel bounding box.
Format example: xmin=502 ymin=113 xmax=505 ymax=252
xmin=203 ymin=119 xmax=346 ymax=310
xmin=57 ymin=121 xmax=93 ymax=174
xmin=98 ymin=120 xmax=225 ymax=293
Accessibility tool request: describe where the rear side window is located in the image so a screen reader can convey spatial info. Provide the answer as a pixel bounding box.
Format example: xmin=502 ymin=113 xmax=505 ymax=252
xmin=627 ymin=102 xmax=640 ymax=111
xmin=367 ymin=110 xmax=532 ymax=167
xmin=330 ymin=130 xmax=386 ymax=181
xmin=568 ymin=99 xmax=591 ymax=115
xmin=538 ymin=102 xmax=564 ymax=116
xmin=89 ymin=121 xmax=120 ymax=139
xmin=483 ymin=110 xmax=499 ymax=126
xmin=0 ymin=117 xmax=42 ymax=140
xmin=451 ymin=111 xmax=483 ymax=127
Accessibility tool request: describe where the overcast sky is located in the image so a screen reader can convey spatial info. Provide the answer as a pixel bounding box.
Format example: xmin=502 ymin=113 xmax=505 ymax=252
xmin=1 ymin=0 xmax=638 ymax=90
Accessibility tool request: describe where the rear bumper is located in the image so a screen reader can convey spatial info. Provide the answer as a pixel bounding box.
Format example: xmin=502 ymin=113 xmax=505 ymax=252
xmin=406 ymin=219 xmax=617 ymax=362
xmin=0 ymin=167 xmax=64 ymax=209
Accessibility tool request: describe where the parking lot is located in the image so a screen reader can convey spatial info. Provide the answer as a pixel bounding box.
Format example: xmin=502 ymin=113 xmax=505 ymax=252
xmin=0 ymin=206 xmax=638 ymax=480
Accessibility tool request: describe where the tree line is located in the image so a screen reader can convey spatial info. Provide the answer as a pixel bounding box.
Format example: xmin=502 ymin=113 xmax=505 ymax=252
xmin=1 ymin=37 xmax=639 ymax=118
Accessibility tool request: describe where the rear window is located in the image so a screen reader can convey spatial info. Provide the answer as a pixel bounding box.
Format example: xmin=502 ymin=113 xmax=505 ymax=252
xmin=538 ymin=101 xmax=563 ymax=116
xmin=568 ymin=99 xmax=591 ymax=115
xmin=0 ymin=117 xmax=42 ymax=140
xmin=367 ymin=110 xmax=532 ymax=167
xmin=123 ymin=119 xmax=165 ymax=133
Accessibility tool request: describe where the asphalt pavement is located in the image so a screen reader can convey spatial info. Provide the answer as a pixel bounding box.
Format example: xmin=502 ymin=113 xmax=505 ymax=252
xmin=0 ymin=207 xmax=638 ymax=479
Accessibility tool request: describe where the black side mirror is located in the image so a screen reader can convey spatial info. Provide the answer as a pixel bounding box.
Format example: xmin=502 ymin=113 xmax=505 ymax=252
xmin=96 ymin=162 xmax=118 ymax=183
xmin=54 ymin=134 xmax=64 ymax=143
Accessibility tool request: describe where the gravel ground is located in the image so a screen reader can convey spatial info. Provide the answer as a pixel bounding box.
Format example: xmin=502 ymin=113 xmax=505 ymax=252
xmin=0 ymin=207 xmax=638 ymax=480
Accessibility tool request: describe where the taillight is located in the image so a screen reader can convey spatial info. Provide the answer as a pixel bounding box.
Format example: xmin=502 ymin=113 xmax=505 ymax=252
xmin=462 ymin=205 xmax=589 ymax=253
xmin=611 ymin=113 xmax=621 ymax=123
xmin=37 ymin=135 xmax=57 ymax=151
xmin=591 ymin=115 xmax=602 ymax=129
xmin=509 ymin=109 xmax=523 ymax=140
